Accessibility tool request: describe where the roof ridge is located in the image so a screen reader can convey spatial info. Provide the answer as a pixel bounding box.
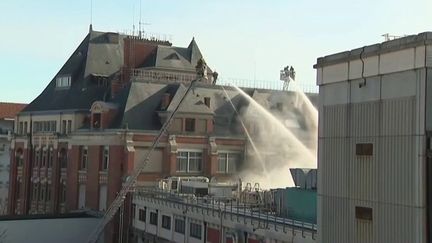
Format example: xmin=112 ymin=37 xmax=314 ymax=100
xmin=0 ymin=102 xmax=27 ymax=105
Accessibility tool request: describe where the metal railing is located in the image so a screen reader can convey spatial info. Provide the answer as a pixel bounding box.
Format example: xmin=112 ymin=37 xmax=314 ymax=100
xmin=217 ymin=77 xmax=318 ymax=93
xmin=133 ymin=187 xmax=317 ymax=236
xmin=130 ymin=69 xmax=209 ymax=84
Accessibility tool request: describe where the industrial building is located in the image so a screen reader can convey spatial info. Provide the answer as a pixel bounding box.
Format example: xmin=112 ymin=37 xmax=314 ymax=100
xmin=315 ymin=32 xmax=432 ymax=243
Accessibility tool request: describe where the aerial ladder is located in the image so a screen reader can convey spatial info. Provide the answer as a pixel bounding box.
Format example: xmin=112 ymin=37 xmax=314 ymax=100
xmin=87 ymin=59 xmax=208 ymax=242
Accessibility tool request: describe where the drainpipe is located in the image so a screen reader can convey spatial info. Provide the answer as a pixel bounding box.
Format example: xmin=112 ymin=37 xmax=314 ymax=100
xmin=203 ymin=221 xmax=207 ymax=243
xmin=358 ymin=46 xmax=367 ymax=88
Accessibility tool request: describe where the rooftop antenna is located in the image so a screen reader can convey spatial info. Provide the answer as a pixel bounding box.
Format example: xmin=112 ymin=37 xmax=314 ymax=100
xmin=132 ymin=0 xmax=135 ymax=36
xmin=138 ymin=0 xmax=151 ymax=38
xmin=90 ymin=0 xmax=93 ymax=28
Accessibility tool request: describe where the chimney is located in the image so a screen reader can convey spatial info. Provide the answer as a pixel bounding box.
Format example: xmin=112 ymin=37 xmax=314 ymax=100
xmin=204 ymin=97 xmax=211 ymax=108
xmin=161 ymin=93 xmax=171 ymax=110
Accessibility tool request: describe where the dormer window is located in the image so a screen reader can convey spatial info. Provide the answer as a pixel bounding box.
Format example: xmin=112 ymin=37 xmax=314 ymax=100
xmin=56 ymin=75 xmax=71 ymax=88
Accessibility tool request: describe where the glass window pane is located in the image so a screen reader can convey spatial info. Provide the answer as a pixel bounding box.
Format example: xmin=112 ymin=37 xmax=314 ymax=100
xmin=218 ymin=153 xmax=227 ymax=172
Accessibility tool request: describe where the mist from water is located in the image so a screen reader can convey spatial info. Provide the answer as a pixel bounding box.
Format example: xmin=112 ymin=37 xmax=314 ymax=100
xmin=220 ymin=86 xmax=271 ymax=182
xmin=231 ymin=84 xmax=318 ymax=189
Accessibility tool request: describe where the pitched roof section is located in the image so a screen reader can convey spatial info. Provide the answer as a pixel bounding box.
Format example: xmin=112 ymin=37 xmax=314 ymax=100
xmin=153 ymin=46 xmax=198 ymax=71
xmin=139 ymin=38 xmax=207 ymax=72
xmin=166 ymin=84 xmax=213 ymax=115
xmin=188 ymin=38 xmax=203 ymax=66
xmin=84 ymin=31 xmax=124 ymax=78
xmin=121 ymin=82 xmax=180 ymax=130
xmin=0 ymin=102 xmax=27 ymax=119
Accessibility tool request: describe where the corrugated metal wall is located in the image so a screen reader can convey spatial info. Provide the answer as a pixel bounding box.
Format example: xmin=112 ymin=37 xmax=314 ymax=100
xmin=319 ymin=68 xmax=426 ymax=243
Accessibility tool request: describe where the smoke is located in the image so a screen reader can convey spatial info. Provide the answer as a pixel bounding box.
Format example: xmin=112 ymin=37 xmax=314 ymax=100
xmin=234 ymin=87 xmax=318 ymax=189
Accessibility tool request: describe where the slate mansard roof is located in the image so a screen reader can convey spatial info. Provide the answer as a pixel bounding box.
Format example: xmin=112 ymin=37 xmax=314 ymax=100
xmin=22 ymin=29 xmax=207 ymax=113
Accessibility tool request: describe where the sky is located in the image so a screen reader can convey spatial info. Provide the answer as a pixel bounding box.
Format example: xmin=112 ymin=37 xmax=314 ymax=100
xmin=0 ymin=0 xmax=431 ymax=103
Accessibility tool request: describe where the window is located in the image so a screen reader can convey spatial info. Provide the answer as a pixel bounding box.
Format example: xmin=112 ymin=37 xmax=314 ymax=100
xmin=41 ymin=149 xmax=47 ymax=167
xmin=176 ymin=151 xmax=203 ymax=173
xmin=32 ymin=183 xmax=39 ymax=201
xmin=132 ymin=204 xmax=136 ymax=219
xmin=46 ymin=184 xmax=51 ymax=201
xmin=102 ymin=146 xmax=109 ymax=171
xmin=217 ymin=153 xmax=240 ymax=173
xmin=78 ymin=184 xmax=86 ymax=209
xmin=34 ymin=149 xmax=40 ymax=167
xmin=80 ymin=147 xmax=88 ymax=170
xmin=33 ymin=121 xmax=57 ymax=133
xmin=150 ymin=212 xmax=158 ymax=225
xmin=67 ymin=120 xmax=72 ymax=134
xmin=39 ymin=184 xmax=45 ymax=201
xmin=62 ymin=120 xmax=67 ymax=134
xmin=16 ymin=149 xmax=23 ymax=167
xmin=175 ymin=218 xmax=185 ymax=234
xmin=93 ymin=113 xmax=101 ymax=129
xmin=62 ymin=120 xmax=72 ymax=134
xmin=356 ymin=143 xmax=373 ymax=156
xmin=185 ymin=118 xmax=195 ymax=132
xmin=56 ymin=76 xmax=71 ymax=88
xmin=190 ymin=222 xmax=202 ymax=239
xmin=98 ymin=185 xmax=107 ymax=211
xmin=60 ymin=182 xmax=66 ymax=203
xmin=59 ymin=148 xmax=67 ymax=169
xmin=204 ymin=97 xmax=211 ymax=108
xmin=162 ymin=215 xmax=171 ymax=230
xmin=24 ymin=122 xmax=28 ymax=134
xmin=18 ymin=122 xmax=23 ymax=135
xmin=356 ymin=206 xmax=372 ymax=221
xmin=16 ymin=181 xmax=21 ymax=199
xmin=48 ymin=148 xmax=53 ymax=168
xmin=139 ymin=208 xmax=146 ymax=222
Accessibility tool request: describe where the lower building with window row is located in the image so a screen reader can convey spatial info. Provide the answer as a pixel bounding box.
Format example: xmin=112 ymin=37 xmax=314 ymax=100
xmin=131 ymin=185 xmax=317 ymax=243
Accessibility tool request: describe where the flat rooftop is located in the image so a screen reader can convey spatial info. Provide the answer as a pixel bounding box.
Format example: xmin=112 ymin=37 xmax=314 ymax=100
xmin=314 ymin=31 xmax=432 ymax=68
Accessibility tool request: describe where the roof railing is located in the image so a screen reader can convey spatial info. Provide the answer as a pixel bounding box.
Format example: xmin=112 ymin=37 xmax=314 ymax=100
xmin=218 ymin=78 xmax=318 ymax=93
xmin=130 ymin=69 xmax=213 ymax=84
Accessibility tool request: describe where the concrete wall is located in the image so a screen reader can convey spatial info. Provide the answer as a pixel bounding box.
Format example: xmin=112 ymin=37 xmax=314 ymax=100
xmin=317 ymin=42 xmax=432 ymax=243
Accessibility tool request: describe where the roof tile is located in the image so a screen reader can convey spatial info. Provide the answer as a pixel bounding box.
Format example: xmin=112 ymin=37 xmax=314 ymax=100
xmin=0 ymin=102 xmax=27 ymax=119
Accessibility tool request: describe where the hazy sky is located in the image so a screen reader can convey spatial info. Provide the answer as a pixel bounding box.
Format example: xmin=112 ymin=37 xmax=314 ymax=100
xmin=0 ymin=0 xmax=431 ymax=103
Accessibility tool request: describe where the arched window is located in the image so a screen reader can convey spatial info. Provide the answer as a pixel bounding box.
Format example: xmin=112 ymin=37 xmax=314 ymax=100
xmin=15 ymin=149 xmax=23 ymax=167
xmin=58 ymin=148 xmax=67 ymax=169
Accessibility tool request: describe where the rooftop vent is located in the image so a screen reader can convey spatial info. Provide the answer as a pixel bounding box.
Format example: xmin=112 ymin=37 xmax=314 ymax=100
xmin=290 ymin=168 xmax=317 ymax=190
